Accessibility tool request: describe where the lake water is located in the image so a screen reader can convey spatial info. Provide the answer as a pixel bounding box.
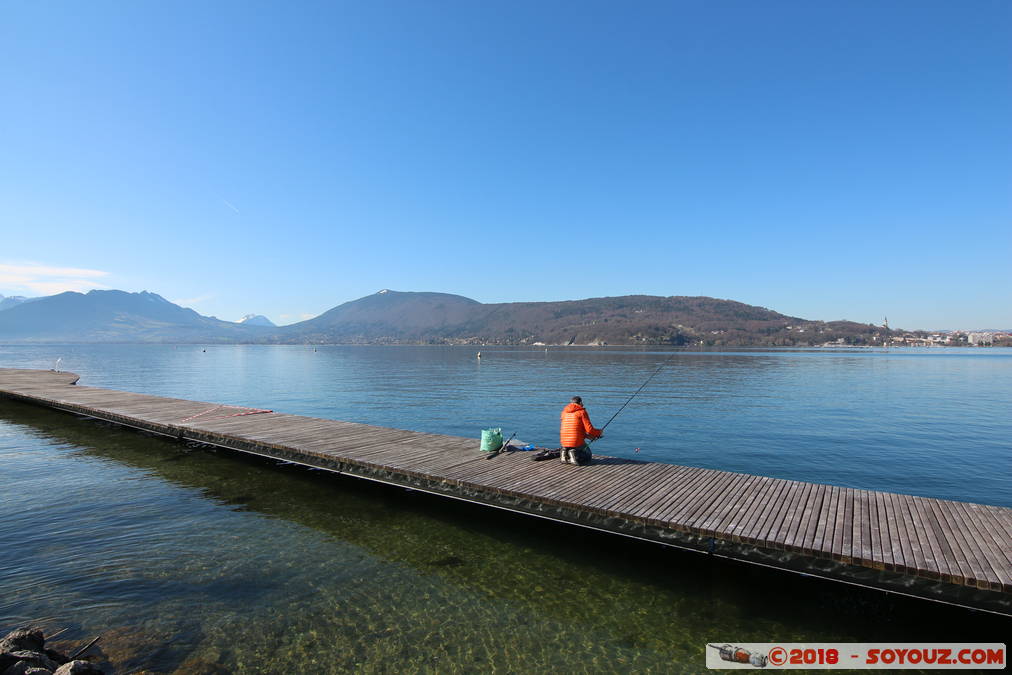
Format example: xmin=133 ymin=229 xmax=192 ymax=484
xmin=4 ymin=344 xmax=1011 ymax=505
xmin=1 ymin=345 xmax=1009 ymax=672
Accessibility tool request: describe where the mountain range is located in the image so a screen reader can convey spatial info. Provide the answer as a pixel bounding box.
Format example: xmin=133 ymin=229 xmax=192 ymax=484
xmin=0 ymin=290 xmax=272 ymax=343
xmin=0 ymin=288 xmax=889 ymax=346
xmin=238 ymin=314 xmax=276 ymax=327
xmin=0 ymin=294 xmax=34 ymax=312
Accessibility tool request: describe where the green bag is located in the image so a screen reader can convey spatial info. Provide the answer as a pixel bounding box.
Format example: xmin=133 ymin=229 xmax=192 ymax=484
xmin=480 ymin=427 xmax=503 ymax=452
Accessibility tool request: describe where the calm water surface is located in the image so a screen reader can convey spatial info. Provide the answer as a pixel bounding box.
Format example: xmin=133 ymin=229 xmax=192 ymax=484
xmin=0 ymin=346 xmax=1009 ymax=672
xmin=3 ymin=344 xmax=1010 ymax=504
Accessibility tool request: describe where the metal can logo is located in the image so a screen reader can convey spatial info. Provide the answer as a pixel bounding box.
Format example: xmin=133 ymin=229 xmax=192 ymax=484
xmin=709 ymin=643 xmax=769 ymax=668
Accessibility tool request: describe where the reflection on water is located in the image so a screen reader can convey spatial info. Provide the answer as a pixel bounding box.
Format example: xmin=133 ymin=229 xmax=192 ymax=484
xmin=0 ymin=400 xmax=1006 ymax=673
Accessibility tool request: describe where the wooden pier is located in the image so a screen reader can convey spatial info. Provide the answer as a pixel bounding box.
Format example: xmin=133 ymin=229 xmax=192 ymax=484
xmin=1 ymin=368 xmax=1009 ymax=615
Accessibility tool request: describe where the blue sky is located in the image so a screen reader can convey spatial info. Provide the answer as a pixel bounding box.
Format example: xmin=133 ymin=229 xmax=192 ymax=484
xmin=2 ymin=1 xmax=1009 ymax=329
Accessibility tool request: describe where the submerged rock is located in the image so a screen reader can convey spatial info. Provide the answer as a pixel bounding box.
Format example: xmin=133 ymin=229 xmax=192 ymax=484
xmin=42 ymin=652 xmax=67 ymax=667
xmin=4 ymin=651 xmax=59 ymax=672
xmin=0 ymin=654 xmax=19 ymax=673
xmin=172 ymin=656 xmax=230 ymax=675
xmin=0 ymin=629 xmax=45 ymax=654
xmin=1 ymin=662 xmax=48 ymax=675
xmin=0 ymin=628 xmax=104 ymax=675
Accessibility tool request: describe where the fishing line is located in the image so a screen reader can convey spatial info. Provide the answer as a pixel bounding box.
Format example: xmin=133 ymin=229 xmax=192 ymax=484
xmin=600 ymin=351 xmax=679 ymax=431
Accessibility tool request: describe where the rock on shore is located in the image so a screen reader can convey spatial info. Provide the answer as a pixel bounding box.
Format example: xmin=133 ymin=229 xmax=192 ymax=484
xmin=0 ymin=628 xmax=103 ymax=675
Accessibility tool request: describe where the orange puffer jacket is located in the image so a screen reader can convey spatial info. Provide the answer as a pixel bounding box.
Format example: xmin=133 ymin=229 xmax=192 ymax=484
xmin=559 ymin=403 xmax=602 ymax=448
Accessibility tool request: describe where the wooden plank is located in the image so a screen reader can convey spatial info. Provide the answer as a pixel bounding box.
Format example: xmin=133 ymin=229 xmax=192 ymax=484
xmin=947 ymin=500 xmax=1010 ymax=591
xmin=809 ymin=485 xmax=833 ymax=558
xmin=351 ymin=436 xmax=467 ymax=461
xmin=886 ymin=490 xmax=912 ymax=572
xmin=822 ymin=486 xmax=845 ymax=560
xmin=505 ymin=471 xmax=579 ymax=503
xmin=677 ymin=470 xmax=743 ymax=533
xmin=634 ymin=466 xmax=710 ymax=522
xmin=897 ymin=492 xmax=928 ymax=576
xmin=876 ymin=489 xmax=901 ymax=571
xmin=651 ymin=469 xmax=722 ymax=529
xmin=934 ymin=500 xmax=995 ymax=589
xmin=806 ymin=483 xmax=831 ymax=556
xmin=446 ymin=456 xmax=534 ymax=487
xmin=710 ymin=475 xmax=770 ymax=542
xmin=727 ymin=476 xmax=780 ymax=545
xmin=902 ymin=493 xmax=943 ymax=581
xmin=787 ymin=481 xmax=819 ymax=553
xmin=920 ymin=499 xmax=960 ymax=581
xmin=356 ymin=444 xmax=467 ymax=472
xmin=478 ymin=456 xmax=603 ymax=494
xmin=828 ymin=486 xmax=848 ymax=561
xmin=580 ymin=468 xmax=664 ymax=517
xmin=661 ymin=469 xmax=739 ymax=529
xmin=926 ymin=495 xmax=971 ymax=586
xmin=326 ymin=431 xmax=429 ymax=454
xmin=641 ymin=467 xmax=724 ymax=527
xmin=614 ymin=465 xmax=695 ymax=520
xmin=928 ymin=498 xmax=978 ymax=587
xmin=579 ymin=464 xmax=666 ymax=513
xmin=549 ymin=460 xmax=650 ymax=503
xmin=556 ymin=460 xmax=653 ymax=505
xmin=740 ymin=478 xmax=794 ymax=546
xmin=840 ymin=487 xmax=855 ymax=564
xmin=487 ymin=457 xmax=589 ymax=492
xmin=858 ymin=487 xmax=874 ymax=566
xmin=770 ymin=480 xmax=812 ymax=552
xmin=850 ymin=486 xmax=865 ymax=563
xmin=959 ymin=502 xmax=1012 ymax=568
xmin=791 ymin=482 xmax=825 ymax=555
xmin=519 ymin=465 xmax=620 ymax=504
xmin=378 ymin=448 xmax=488 ymax=478
xmin=693 ymin=473 xmax=759 ymax=538
xmin=864 ymin=488 xmax=883 ymax=568
xmin=888 ymin=491 xmax=917 ymax=575
xmin=713 ymin=475 xmax=773 ymax=543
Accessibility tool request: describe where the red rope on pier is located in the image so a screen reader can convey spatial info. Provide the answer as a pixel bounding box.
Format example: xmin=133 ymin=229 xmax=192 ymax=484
xmin=179 ymin=404 xmax=273 ymax=423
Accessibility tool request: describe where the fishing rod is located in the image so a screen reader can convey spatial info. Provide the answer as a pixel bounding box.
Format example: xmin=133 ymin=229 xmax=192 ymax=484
xmin=485 ymin=431 xmax=517 ymax=459
xmin=599 ymin=351 xmax=678 ymax=432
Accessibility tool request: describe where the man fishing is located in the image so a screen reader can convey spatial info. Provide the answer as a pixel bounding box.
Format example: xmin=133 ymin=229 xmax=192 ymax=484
xmin=559 ymin=396 xmax=603 ymax=465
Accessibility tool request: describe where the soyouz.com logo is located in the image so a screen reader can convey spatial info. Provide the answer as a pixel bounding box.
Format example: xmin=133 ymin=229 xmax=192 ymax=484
xmin=705 ymin=643 xmax=1006 ymax=669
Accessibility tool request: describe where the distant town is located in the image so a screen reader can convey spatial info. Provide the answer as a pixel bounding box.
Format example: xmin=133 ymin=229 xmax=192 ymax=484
xmin=823 ymin=328 xmax=1011 ymax=348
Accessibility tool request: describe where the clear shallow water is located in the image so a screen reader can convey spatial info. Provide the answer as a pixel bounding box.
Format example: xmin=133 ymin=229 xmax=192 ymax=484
xmin=1 ymin=346 xmax=1009 ymax=672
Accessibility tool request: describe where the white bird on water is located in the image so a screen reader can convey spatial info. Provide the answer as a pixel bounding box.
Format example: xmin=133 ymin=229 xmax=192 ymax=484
xmin=477 ymin=351 xmax=481 ymax=360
